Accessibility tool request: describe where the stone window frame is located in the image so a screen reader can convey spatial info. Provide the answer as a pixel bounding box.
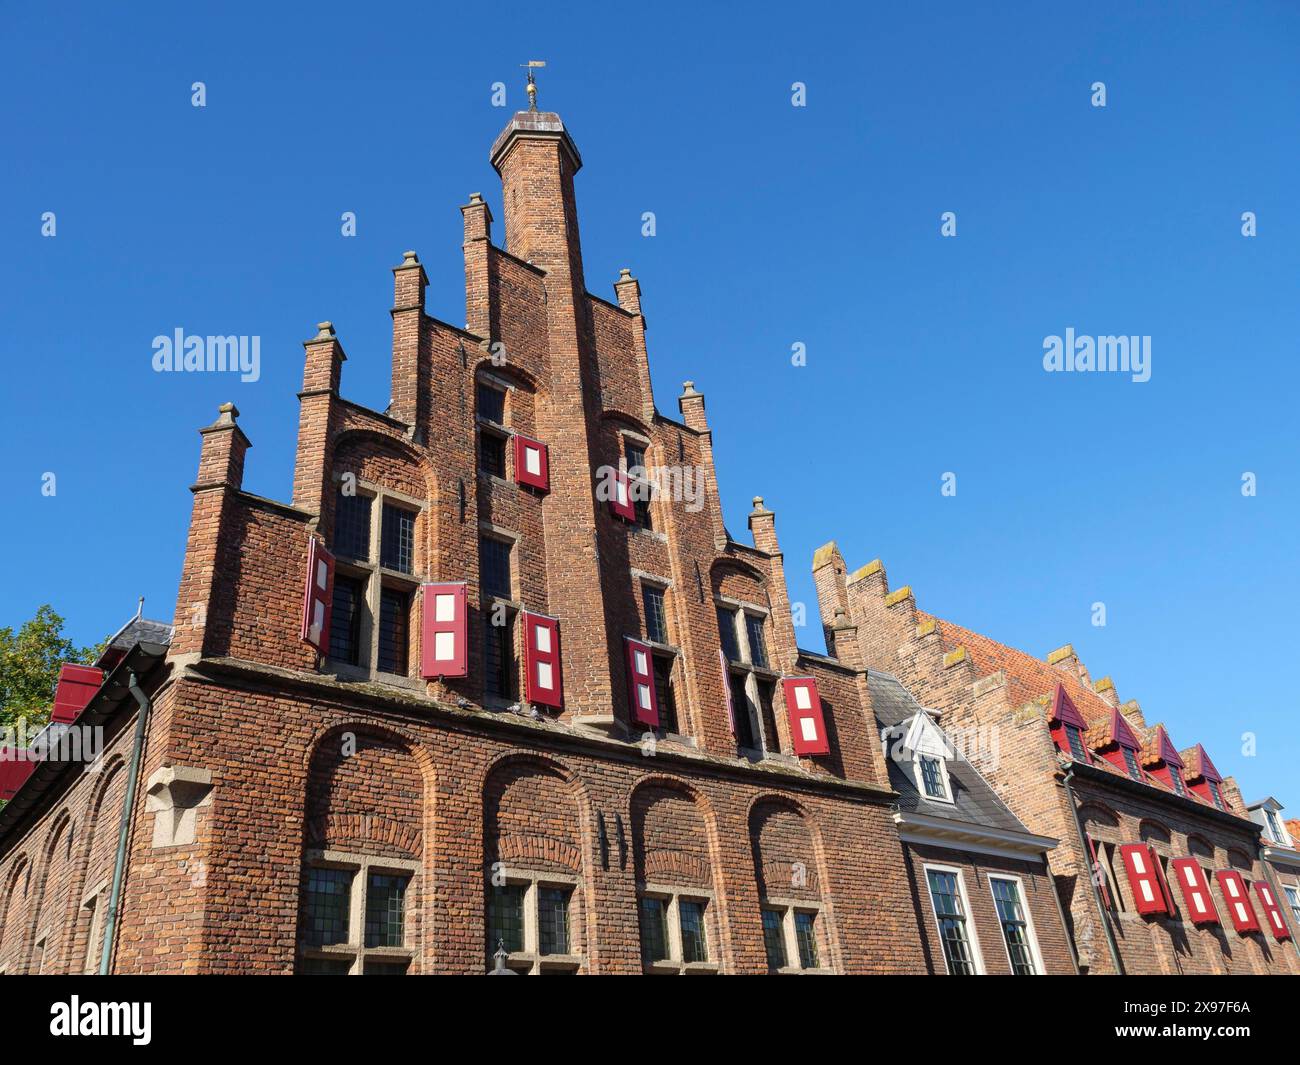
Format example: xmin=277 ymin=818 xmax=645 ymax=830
xmin=475 ymin=372 xmax=513 ymax=485
xmin=985 ymin=872 xmax=1046 ymax=976
xmin=921 ymin=862 xmax=987 ymax=975
xmin=486 ymin=868 xmax=583 ymax=975
xmin=478 ymin=522 xmax=522 ymax=709
xmin=760 ymin=895 xmax=833 ymax=975
xmin=637 ymin=882 xmax=721 ymax=974
xmin=298 ymin=848 xmax=419 ymax=976
xmin=619 ymin=430 xmax=667 ymax=540
xmin=328 ymin=475 xmax=425 ymax=689
xmin=79 ymin=876 xmax=111 ymax=975
xmin=715 ymin=595 xmax=782 ymax=758
xmin=632 ymin=573 xmax=692 ymax=742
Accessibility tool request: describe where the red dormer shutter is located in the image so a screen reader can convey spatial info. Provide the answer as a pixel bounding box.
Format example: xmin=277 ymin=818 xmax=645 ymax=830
xmin=1118 ymin=844 xmax=1169 ymax=915
xmin=513 ymin=434 xmax=550 ymax=492
xmin=624 ymin=638 xmax=659 ymax=728
xmin=301 ymin=537 xmax=335 ymax=653
xmin=420 ymin=582 xmax=467 ymax=678
xmin=523 ymin=611 xmax=562 ymax=709
xmin=719 ymin=649 xmax=736 ymax=734
xmin=608 ymin=468 xmax=635 ymax=521
xmin=0 ymin=757 xmax=36 ymax=802
xmin=51 ymin=664 xmax=104 ymax=725
xmin=783 ymin=677 xmax=829 ymax=756
xmin=1215 ymin=870 xmax=1261 ymax=933
xmin=1252 ymin=880 xmax=1293 ymax=941
xmin=1170 ymin=858 xmax=1219 ymax=925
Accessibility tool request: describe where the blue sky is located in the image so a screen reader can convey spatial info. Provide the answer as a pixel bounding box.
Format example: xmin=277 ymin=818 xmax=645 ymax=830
xmin=1 ymin=2 xmax=1297 ymax=802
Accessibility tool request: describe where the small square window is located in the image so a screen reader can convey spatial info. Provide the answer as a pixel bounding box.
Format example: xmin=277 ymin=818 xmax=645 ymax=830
xmin=679 ymin=900 xmax=708 ymax=963
xmin=638 ymin=897 xmax=670 ymax=964
xmin=329 ymin=575 xmax=365 ymax=665
xmin=380 ymin=504 xmax=416 ymax=573
xmin=642 ymin=584 xmax=668 ymax=645
xmin=479 ymin=537 xmax=512 ymax=600
xmin=364 ymin=873 xmax=408 ymax=948
xmin=477 ymin=382 xmax=506 ymax=425
xmin=761 ymin=907 xmax=787 ymax=970
xmin=538 ymin=887 xmax=572 ymax=956
xmin=479 ymin=431 xmax=507 ymax=478
xmin=487 ymin=884 xmax=525 ymax=955
xmin=794 ymin=911 xmax=819 ymax=970
xmin=334 ymin=490 xmax=372 ymax=561
xmin=304 ymin=867 xmax=354 ymax=947
xmin=377 ymin=587 xmax=410 ymax=675
xmin=744 ymin=614 xmax=768 ymax=668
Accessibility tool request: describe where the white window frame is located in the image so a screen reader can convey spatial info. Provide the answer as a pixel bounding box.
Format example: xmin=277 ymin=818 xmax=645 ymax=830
xmin=1265 ymin=808 xmax=1288 ymax=845
xmin=986 ymin=873 xmax=1046 ymax=976
xmin=638 ymin=883 xmax=720 ymax=974
xmin=1282 ymin=884 xmax=1300 ymax=926
xmin=486 ymin=868 xmax=582 ymax=975
xmin=922 ymin=863 xmax=986 ymax=975
xmin=914 ymin=752 xmax=954 ymax=804
xmin=761 ymin=896 xmax=832 ymax=974
xmin=299 ymin=849 xmax=418 ymax=975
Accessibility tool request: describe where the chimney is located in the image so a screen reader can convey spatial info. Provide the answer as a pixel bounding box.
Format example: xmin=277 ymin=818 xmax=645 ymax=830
xmin=195 ymin=403 xmax=249 ymax=490
xmin=293 ymin=323 xmax=345 ymax=516
xmin=462 ymin=193 xmax=493 ymax=338
xmin=391 ymin=250 xmax=429 ymax=436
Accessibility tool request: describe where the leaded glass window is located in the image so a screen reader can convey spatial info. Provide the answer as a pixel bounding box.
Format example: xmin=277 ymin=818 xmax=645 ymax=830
xmin=679 ymin=900 xmax=707 ymax=963
xmin=794 ymin=911 xmax=819 ymax=969
xmin=329 ymin=575 xmax=365 ymax=665
xmin=479 ymin=431 xmax=506 ymax=478
xmin=1064 ymin=724 xmax=1087 ymax=761
xmin=364 ymin=873 xmax=408 ymax=949
xmin=304 ymin=867 xmax=353 ymax=947
xmin=1122 ymin=746 xmax=1142 ymax=780
xmin=717 ymin=606 xmax=741 ymax=663
xmin=927 ymin=869 xmax=976 ymax=975
xmin=487 ymin=884 xmax=525 ymax=954
xmin=477 ymin=382 xmax=506 ymax=425
xmin=479 ymin=536 xmax=512 ymax=600
xmin=639 ymin=897 xmax=670 ymax=964
xmin=376 ymin=587 xmax=409 ymax=675
xmin=744 ymin=614 xmax=768 ymax=668
xmin=538 ymin=887 xmax=571 ymax=956
xmin=991 ymin=878 xmax=1036 ymax=975
xmin=484 ymin=613 xmax=514 ymax=699
xmin=1169 ymin=769 xmax=1186 ymax=797
xmin=1208 ymin=779 xmax=1225 ymax=810
xmin=380 ymin=504 xmax=416 ymax=573
xmin=919 ymin=755 xmax=946 ymax=799
xmin=761 ymin=908 xmax=787 ymax=970
xmin=334 ymin=490 xmax=372 ymax=561
xmin=642 ymin=584 xmax=668 ymax=644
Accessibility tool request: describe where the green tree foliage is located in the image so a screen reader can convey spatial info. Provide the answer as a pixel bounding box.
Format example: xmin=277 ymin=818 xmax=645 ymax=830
xmin=0 ymin=605 xmax=103 ymax=733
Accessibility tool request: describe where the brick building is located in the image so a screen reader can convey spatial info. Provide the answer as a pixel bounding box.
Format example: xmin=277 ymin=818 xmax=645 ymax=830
xmin=1 ymin=100 xmax=949 ymax=975
xmin=823 ymin=546 xmax=1300 ymax=975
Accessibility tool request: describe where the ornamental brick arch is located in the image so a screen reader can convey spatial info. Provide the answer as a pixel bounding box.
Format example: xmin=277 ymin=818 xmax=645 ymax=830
xmin=748 ymin=796 xmax=823 ymax=901
xmin=64 ymin=756 xmax=128 ymax=973
xmin=710 ymin=557 xmax=768 ymax=603
xmin=28 ymin=809 xmax=75 ymax=972
xmin=628 ymin=777 xmax=721 ymax=891
xmin=0 ymin=855 xmax=31 ymax=973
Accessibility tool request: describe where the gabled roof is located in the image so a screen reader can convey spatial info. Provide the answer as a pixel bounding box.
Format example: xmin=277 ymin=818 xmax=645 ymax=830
xmin=1093 ymin=706 xmax=1143 ymax=751
xmin=1142 ymin=724 xmax=1184 ymax=770
xmin=869 ymin=670 xmax=1032 ymax=837
xmin=1050 ymin=684 xmax=1089 ymax=730
xmin=1181 ymin=744 xmax=1222 ymax=784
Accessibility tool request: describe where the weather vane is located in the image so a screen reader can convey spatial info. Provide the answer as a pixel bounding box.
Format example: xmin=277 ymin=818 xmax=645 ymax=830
xmin=520 ymin=60 xmax=545 ymax=111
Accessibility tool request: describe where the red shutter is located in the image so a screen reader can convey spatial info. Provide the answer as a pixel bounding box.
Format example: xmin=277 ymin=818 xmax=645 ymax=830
xmin=513 ymin=434 xmax=550 ymax=492
xmin=1150 ymin=847 xmax=1177 ymax=914
xmin=608 ymin=468 xmax=635 ymax=521
xmin=1215 ymin=870 xmax=1261 ymax=933
xmin=624 ymin=638 xmax=659 ymax=728
xmin=1170 ymin=858 xmax=1219 ymax=925
xmin=300 ymin=537 xmax=335 ymax=652
xmin=0 ymin=757 xmax=36 ymax=802
xmin=1252 ymin=880 xmax=1293 ymax=941
xmin=719 ymin=649 xmax=736 ymax=734
xmin=420 ymin=582 xmax=467 ymax=679
xmin=783 ymin=677 xmax=829 ymax=756
xmin=523 ymin=612 xmax=562 ymax=708
xmin=1118 ymin=844 xmax=1169 ymax=915
xmin=51 ymin=664 xmax=104 ymax=725
xmin=1085 ymin=835 xmax=1111 ymax=909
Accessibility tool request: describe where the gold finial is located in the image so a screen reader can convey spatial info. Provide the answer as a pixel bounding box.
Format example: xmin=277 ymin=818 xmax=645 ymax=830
xmin=521 ymin=59 xmax=546 ymax=111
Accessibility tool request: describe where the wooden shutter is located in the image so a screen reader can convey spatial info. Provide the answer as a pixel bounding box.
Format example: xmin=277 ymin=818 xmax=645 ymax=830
xmin=523 ymin=612 xmax=562 ymax=708
xmin=1118 ymin=844 xmax=1169 ymax=915
xmin=1251 ymin=880 xmax=1292 ymax=941
xmin=51 ymin=664 xmax=104 ymax=725
xmin=420 ymin=582 xmax=467 ymax=678
xmin=513 ymin=434 xmax=550 ymax=492
xmin=1170 ymin=858 xmax=1219 ymax=925
xmin=608 ymin=468 xmax=635 ymax=521
xmin=1215 ymin=870 xmax=1261 ymax=933
xmin=782 ymin=677 xmax=829 ymax=756
xmin=624 ymin=638 xmax=659 ymax=728
xmin=300 ymin=537 xmax=335 ymax=652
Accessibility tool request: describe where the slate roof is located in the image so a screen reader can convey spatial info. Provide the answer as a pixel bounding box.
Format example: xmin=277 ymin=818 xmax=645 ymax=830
xmin=96 ymin=616 xmax=173 ymax=667
xmin=868 ymin=670 xmax=1029 ymax=836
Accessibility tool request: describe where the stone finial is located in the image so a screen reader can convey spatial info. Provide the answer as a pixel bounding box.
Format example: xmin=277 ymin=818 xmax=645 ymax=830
xmin=681 ymin=380 xmax=699 ymax=396
xmin=617 ymin=268 xmax=633 ymax=282
xmin=398 ymin=250 xmax=420 ymax=267
xmin=751 ymin=496 xmax=767 ymax=511
xmin=311 ymin=321 xmax=336 ymax=341
xmin=213 ymin=402 xmax=239 ymax=427
xmin=468 ymin=192 xmax=484 ymax=205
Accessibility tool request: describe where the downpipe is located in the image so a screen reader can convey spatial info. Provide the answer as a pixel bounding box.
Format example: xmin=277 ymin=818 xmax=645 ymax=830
xmin=98 ymin=671 xmax=151 ymax=975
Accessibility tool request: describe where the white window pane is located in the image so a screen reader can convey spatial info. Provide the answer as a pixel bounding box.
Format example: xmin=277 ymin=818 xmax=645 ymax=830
xmin=537 ymin=661 xmax=553 ymax=689
xmin=794 ymin=686 xmax=811 ymax=710
xmin=535 ymin=624 xmax=551 ymax=653
xmin=634 ymin=649 xmax=647 ymax=673
xmin=638 ymin=684 xmax=651 ymax=709
xmin=316 ymin=560 xmax=329 ymax=590
xmin=434 ymin=631 xmax=456 ymax=661
xmin=525 ymin=446 xmax=541 ymax=475
xmin=435 ymin=593 xmax=456 ymax=622
xmin=800 ymin=718 xmax=818 ymax=742
xmin=1131 ymin=852 xmax=1145 ymax=874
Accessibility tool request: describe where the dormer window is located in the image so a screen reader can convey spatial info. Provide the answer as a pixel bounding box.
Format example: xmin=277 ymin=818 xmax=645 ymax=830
xmin=1207 ymin=780 xmax=1225 ymax=811
xmin=1168 ymin=769 xmax=1186 ymax=798
xmin=919 ymin=755 xmax=948 ymax=800
xmin=1266 ymin=808 xmax=1284 ymax=843
xmin=1122 ymin=746 xmax=1142 ymax=781
xmin=1064 ymin=724 xmax=1087 ymax=762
